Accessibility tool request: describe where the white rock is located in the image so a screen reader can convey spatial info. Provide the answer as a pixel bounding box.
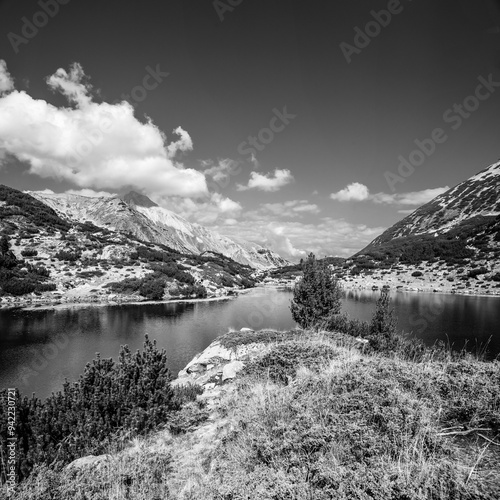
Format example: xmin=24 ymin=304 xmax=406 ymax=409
xmin=66 ymin=454 xmax=111 ymax=470
xmin=222 ymin=360 xmax=244 ymax=381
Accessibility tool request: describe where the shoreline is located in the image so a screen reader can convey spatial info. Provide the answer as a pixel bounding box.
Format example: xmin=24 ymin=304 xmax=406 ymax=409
xmin=0 ymin=290 xmax=244 ymax=312
xmin=2 ymin=276 xmax=499 ymax=312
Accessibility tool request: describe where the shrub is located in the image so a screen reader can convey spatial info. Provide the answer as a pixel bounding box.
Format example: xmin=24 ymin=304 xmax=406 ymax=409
xmin=21 ymin=248 xmax=38 ymax=257
xmin=55 ymin=250 xmax=81 ymax=262
xmin=366 ymin=289 xmax=398 ymax=353
xmin=320 ymin=313 xmax=370 ymax=338
xmin=290 ymin=253 xmax=342 ymax=329
xmin=243 ymin=341 xmax=339 ymax=384
xmin=139 ymin=278 xmax=165 ymax=300
xmin=0 ymin=337 xmax=177 ymax=481
xmin=468 ymin=267 xmax=488 ymax=279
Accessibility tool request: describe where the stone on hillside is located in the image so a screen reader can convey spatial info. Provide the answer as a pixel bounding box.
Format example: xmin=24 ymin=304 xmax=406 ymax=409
xmin=240 ymin=327 xmax=254 ymax=333
xmin=222 ymin=360 xmax=244 ymax=381
xmin=187 ymin=363 xmax=207 ymax=374
xmin=66 ymin=454 xmax=111 ymax=470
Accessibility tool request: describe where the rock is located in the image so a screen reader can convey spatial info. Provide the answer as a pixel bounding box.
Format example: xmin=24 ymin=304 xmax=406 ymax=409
xmin=240 ymin=327 xmax=254 ymax=333
xmin=204 ymin=382 xmax=216 ymax=390
xmin=186 ymin=363 xmax=207 ymax=374
xmin=222 ymin=360 xmax=244 ymax=381
xmin=66 ymin=454 xmax=111 ymax=470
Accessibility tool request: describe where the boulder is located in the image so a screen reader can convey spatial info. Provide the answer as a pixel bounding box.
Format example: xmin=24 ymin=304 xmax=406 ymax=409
xmin=66 ymin=454 xmax=111 ymax=470
xmin=240 ymin=327 xmax=254 ymax=333
xmin=222 ymin=360 xmax=244 ymax=381
xmin=186 ymin=363 xmax=207 ymax=374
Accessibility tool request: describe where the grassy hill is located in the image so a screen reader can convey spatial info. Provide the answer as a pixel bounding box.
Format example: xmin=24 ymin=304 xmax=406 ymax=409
xmin=8 ymin=328 xmax=500 ymax=499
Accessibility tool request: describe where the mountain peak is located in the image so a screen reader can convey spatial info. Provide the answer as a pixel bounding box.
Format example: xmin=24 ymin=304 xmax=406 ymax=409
xmin=121 ymin=191 xmax=158 ymax=208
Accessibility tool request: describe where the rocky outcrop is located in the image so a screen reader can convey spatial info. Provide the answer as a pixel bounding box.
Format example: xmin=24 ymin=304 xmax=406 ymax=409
xmin=173 ymin=328 xmax=268 ymax=391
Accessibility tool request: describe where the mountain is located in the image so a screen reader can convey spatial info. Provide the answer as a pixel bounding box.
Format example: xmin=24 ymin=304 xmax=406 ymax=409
xmin=343 ymin=160 xmax=500 ymax=295
xmin=369 ymin=160 xmax=500 ymax=245
xmin=29 ymin=191 xmax=289 ymax=270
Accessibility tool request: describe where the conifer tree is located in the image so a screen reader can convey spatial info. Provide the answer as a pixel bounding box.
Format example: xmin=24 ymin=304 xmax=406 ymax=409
xmin=290 ymin=253 xmax=342 ymax=329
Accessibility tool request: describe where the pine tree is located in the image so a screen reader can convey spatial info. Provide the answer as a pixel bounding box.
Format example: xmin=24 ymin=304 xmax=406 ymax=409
xmin=290 ymin=253 xmax=342 ymax=329
xmin=368 ymin=288 xmax=398 ymax=352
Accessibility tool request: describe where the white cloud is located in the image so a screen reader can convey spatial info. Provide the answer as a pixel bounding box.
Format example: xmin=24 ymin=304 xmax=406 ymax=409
xmin=372 ymin=187 xmax=450 ymax=205
xmin=330 ymin=182 xmax=369 ymax=201
xmin=216 ymin=213 xmax=385 ymax=261
xmin=0 ymin=62 xmax=207 ymax=198
xmin=237 ymin=168 xmax=294 ymax=192
xmin=202 ymin=158 xmax=241 ymax=186
xmin=166 ymin=126 xmax=193 ymax=158
xmin=256 ymin=200 xmax=320 ymax=218
xmin=154 ymin=192 xmax=242 ymax=225
xmin=331 ymin=182 xmax=449 ymax=206
xmin=66 ymin=188 xmax=114 ymax=198
xmin=0 ymin=60 xmax=14 ymax=94
xmin=46 ymin=63 xmax=92 ymax=107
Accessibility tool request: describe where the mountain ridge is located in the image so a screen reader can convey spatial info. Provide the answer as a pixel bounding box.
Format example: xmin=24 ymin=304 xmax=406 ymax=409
xmin=28 ymin=190 xmax=289 ymax=270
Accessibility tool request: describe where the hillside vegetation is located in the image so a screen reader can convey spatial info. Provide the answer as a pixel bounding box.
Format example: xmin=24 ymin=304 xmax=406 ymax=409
xmin=0 ymin=185 xmax=257 ymax=306
xmin=4 ymin=255 xmax=499 ymax=499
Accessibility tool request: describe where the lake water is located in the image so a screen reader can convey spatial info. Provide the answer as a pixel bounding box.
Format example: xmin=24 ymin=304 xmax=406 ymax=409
xmin=0 ymin=287 xmax=499 ymax=399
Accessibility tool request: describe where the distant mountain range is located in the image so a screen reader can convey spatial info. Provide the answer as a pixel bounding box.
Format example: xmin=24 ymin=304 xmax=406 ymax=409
xmin=29 ymin=190 xmax=289 ymax=270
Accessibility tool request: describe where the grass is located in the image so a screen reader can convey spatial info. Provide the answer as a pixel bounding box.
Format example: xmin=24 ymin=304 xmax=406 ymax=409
xmin=7 ymin=330 xmax=500 ymax=499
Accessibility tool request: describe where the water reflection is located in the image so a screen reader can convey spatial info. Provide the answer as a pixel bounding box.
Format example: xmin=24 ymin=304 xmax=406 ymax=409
xmin=0 ymin=288 xmax=498 ymax=399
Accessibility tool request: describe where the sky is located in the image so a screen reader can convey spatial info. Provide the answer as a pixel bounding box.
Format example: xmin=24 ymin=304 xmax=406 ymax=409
xmin=0 ymin=0 xmax=500 ymax=260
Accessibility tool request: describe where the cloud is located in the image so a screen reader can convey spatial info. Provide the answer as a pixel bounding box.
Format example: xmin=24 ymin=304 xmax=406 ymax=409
xmin=372 ymin=187 xmax=450 ymax=205
xmin=202 ymin=158 xmax=241 ymax=187
xmin=0 ymin=62 xmax=207 ymax=198
xmin=215 ymin=213 xmax=385 ymax=261
xmin=397 ymin=209 xmax=415 ymax=215
xmin=330 ymin=182 xmax=369 ymax=201
xmin=166 ymin=126 xmax=193 ymax=158
xmin=153 ymin=192 xmax=242 ymax=225
xmin=237 ymin=168 xmax=294 ymax=192
xmin=331 ymin=183 xmax=449 ymax=206
xmin=256 ymin=200 xmax=320 ymax=218
xmin=46 ymin=63 xmax=92 ymax=107
xmin=66 ymin=188 xmax=114 ymax=198
xmin=0 ymin=60 xmax=14 ymax=94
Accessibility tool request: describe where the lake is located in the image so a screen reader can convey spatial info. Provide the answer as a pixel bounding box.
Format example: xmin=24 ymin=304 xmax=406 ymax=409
xmin=0 ymin=287 xmax=499 ymax=399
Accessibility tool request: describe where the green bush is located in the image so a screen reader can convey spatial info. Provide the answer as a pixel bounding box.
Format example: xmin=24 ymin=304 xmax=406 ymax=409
xmin=290 ymin=253 xmax=342 ymax=329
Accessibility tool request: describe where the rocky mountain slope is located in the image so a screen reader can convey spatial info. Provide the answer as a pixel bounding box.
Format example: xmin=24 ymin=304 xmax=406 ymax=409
xmin=30 ymin=191 xmax=288 ymax=270
xmin=0 ymin=185 xmax=262 ymax=308
xmin=338 ymin=160 xmax=500 ymax=295
xmin=370 ymin=159 xmax=500 ymax=245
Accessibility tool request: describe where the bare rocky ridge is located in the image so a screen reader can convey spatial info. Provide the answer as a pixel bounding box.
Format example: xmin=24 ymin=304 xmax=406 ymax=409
xmin=30 ymin=190 xmax=289 ymax=270
xmin=370 ymin=159 xmax=500 ymax=245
